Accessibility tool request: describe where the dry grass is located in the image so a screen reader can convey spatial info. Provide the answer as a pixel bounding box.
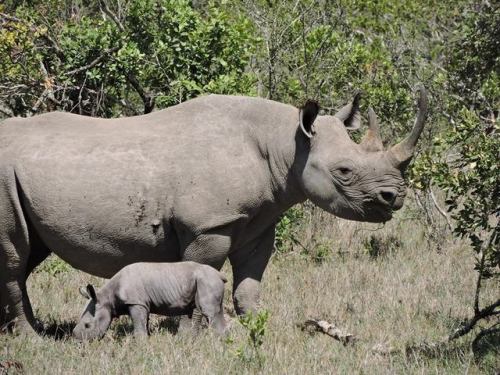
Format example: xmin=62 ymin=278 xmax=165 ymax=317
xmin=1 ymin=200 xmax=499 ymax=374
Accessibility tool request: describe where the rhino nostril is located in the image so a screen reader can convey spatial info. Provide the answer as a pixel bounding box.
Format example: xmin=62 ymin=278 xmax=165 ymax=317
xmin=379 ymin=190 xmax=397 ymax=206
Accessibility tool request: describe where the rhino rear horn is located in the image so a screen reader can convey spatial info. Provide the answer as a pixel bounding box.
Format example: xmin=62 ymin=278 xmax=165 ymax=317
xmin=388 ymin=85 xmax=429 ymax=170
xmin=360 ymin=107 xmax=384 ymax=152
xmin=299 ymin=100 xmax=320 ymax=138
xmin=335 ymin=92 xmax=362 ymax=130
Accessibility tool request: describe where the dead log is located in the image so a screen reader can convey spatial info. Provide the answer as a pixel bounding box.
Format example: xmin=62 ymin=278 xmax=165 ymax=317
xmin=301 ymin=319 xmax=356 ymax=345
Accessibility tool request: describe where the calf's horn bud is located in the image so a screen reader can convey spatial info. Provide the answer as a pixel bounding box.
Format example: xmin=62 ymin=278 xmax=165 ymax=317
xmin=388 ymin=85 xmax=428 ymax=170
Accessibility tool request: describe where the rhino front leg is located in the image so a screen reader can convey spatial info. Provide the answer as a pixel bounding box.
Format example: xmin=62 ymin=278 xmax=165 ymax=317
xmin=128 ymin=305 xmax=149 ymax=336
xmin=229 ymin=225 xmax=275 ymax=315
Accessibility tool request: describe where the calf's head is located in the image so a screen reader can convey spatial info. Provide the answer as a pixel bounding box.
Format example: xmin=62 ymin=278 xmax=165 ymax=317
xmin=73 ymin=284 xmax=112 ymax=341
xmin=298 ymin=87 xmax=428 ymax=223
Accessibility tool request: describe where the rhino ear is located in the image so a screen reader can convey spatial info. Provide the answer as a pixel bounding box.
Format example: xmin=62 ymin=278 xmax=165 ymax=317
xmin=335 ymin=92 xmax=362 ymax=130
xmin=86 ymin=284 xmax=97 ymax=301
xmin=299 ymin=100 xmax=320 ymax=138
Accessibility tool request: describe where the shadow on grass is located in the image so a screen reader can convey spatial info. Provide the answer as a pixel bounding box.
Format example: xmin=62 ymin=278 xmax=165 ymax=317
xmin=472 ymin=329 xmax=499 ymax=365
xmin=110 ymin=316 xmax=183 ymax=339
xmin=37 ymin=320 xmax=76 ymax=340
xmin=404 ymin=340 xmax=469 ymax=361
xmin=156 ymin=316 xmax=181 ymax=335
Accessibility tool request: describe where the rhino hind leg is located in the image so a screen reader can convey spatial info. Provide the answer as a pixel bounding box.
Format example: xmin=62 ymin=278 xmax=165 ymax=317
xmin=0 ymin=171 xmax=41 ymax=333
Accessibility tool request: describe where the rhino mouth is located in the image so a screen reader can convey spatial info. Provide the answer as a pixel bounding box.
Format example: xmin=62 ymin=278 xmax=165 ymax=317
xmin=366 ymin=204 xmax=393 ymax=223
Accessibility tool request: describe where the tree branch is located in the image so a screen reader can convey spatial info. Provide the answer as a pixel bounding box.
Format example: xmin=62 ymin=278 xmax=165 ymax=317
xmin=429 ymin=188 xmax=452 ymax=231
xmin=96 ymin=1 xmax=154 ymax=114
xmin=124 ymin=72 xmax=155 ymax=114
xmin=448 ymin=298 xmax=500 ymax=341
xmin=99 ymin=0 xmax=124 ymax=32
xmin=66 ymin=46 xmax=121 ymax=76
xmin=474 ymin=231 xmax=497 ymax=314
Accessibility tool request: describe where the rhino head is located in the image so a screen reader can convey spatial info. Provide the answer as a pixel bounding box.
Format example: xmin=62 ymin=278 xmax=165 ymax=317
xmin=297 ymin=86 xmax=428 ymax=223
xmin=73 ymin=284 xmax=112 ymax=341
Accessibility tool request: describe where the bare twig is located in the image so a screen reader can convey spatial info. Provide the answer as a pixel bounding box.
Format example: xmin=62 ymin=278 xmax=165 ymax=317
xmin=0 ymin=102 xmax=14 ymax=117
xmin=0 ymin=12 xmax=23 ymax=23
xmin=429 ymin=188 xmax=452 ymax=231
xmin=99 ymin=0 xmax=125 ymax=31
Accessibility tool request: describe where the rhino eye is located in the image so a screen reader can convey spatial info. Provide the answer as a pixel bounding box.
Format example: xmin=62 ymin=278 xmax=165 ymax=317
xmin=84 ymin=323 xmax=90 ymax=329
xmin=339 ymin=167 xmax=351 ymax=175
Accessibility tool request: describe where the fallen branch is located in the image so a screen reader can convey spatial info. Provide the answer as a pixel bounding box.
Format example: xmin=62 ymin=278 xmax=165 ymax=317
xmin=301 ymin=319 xmax=356 ymax=345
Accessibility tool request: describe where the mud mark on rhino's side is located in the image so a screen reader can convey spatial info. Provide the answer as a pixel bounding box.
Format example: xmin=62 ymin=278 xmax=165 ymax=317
xmin=128 ymin=195 xmax=147 ymax=226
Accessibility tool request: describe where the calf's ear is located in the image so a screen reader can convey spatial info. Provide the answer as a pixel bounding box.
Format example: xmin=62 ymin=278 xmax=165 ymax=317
xmin=86 ymin=284 xmax=97 ymax=302
xmin=335 ymin=92 xmax=361 ymax=130
xmin=79 ymin=286 xmax=90 ymax=299
xmin=299 ymin=100 xmax=320 ymax=138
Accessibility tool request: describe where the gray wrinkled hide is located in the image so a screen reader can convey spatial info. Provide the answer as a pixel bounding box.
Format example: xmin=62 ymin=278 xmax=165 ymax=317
xmin=72 ymin=261 xmax=227 ymax=340
xmin=0 ymin=92 xmax=427 ymax=332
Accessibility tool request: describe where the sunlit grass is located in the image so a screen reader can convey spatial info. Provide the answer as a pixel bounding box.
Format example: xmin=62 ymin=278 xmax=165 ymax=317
xmin=1 ymin=201 xmax=498 ymax=374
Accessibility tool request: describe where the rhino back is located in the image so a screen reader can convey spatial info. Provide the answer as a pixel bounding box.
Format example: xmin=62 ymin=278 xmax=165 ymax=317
xmin=0 ymin=96 xmax=297 ymax=276
xmin=115 ymin=262 xmax=200 ymax=314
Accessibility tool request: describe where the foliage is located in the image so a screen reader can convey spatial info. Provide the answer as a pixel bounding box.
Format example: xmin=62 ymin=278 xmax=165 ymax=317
xmin=275 ymin=206 xmax=305 ymax=254
xmin=363 ymin=234 xmax=401 ymax=259
xmin=411 ymin=1 xmax=499 ymax=339
xmin=235 ymin=0 xmax=464 ymax=145
xmin=234 ymin=310 xmax=269 ymax=367
xmin=36 ymin=255 xmax=72 ymax=276
xmin=0 ymin=0 xmax=258 ymax=117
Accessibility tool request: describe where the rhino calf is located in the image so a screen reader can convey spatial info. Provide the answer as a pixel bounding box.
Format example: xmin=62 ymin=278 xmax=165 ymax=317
xmin=72 ymin=261 xmax=228 ymax=340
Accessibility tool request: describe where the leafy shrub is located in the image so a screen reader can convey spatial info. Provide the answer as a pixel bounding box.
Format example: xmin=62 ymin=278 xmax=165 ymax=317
xmin=363 ymin=234 xmax=402 ymax=259
xmin=0 ymin=0 xmax=258 ymax=117
xmin=274 ymin=206 xmax=305 ymax=254
xmin=36 ymin=255 xmax=72 ymax=276
xmin=234 ymin=310 xmax=269 ymax=367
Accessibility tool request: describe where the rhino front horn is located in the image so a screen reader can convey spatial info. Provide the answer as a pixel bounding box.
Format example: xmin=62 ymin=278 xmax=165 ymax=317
xmin=388 ymin=85 xmax=429 ymax=170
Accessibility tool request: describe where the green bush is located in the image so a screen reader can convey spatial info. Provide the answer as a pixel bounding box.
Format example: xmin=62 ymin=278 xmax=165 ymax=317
xmin=36 ymin=255 xmax=72 ymax=276
xmin=0 ymin=0 xmax=258 ymax=117
xmin=274 ymin=206 xmax=305 ymax=254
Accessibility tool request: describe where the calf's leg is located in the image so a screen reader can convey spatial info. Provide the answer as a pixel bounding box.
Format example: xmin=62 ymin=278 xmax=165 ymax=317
xmin=195 ymin=277 xmax=227 ymax=335
xmin=180 ymin=232 xmax=229 ymax=333
xmin=128 ymin=305 xmax=149 ymax=336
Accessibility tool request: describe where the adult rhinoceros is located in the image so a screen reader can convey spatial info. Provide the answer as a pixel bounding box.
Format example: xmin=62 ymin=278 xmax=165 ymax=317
xmin=0 ymin=87 xmax=427 ymax=333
